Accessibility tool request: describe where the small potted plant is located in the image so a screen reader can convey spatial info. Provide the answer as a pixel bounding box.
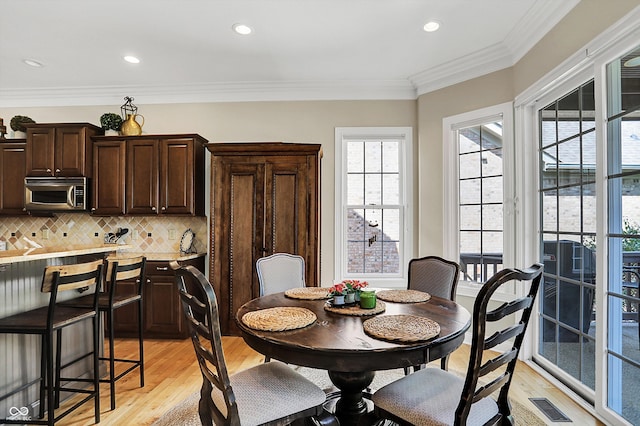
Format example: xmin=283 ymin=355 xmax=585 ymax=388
xmin=100 ymin=112 xmax=123 ymax=136
xmin=328 ymin=282 xmax=348 ymax=306
xmin=343 ymin=279 xmax=369 ymax=302
xmin=10 ymin=115 xmax=35 ymax=138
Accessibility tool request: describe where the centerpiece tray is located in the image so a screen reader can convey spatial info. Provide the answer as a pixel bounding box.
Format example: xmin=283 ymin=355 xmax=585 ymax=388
xmin=324 ymin=300 xmax=386 ymax=316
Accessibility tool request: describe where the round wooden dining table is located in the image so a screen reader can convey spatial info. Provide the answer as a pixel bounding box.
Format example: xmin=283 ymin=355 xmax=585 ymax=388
xmin=235 ymin=291 xmax=471 ymax=426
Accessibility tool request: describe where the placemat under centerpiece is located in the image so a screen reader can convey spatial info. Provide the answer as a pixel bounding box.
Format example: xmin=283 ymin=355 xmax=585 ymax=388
xmin=324 ymin=300 xmax=386 ymax=316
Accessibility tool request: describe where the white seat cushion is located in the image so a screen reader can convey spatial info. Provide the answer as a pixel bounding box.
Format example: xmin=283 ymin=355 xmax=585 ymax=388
xmin=372 ymin=367 xmax=499 ymax=426
xmin=211 ymin=361 xmax=326 ymax=426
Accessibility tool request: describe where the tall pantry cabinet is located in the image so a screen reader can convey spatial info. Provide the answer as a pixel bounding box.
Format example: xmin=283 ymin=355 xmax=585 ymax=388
xmin=207 ymin=142 xmax=321 ymax=335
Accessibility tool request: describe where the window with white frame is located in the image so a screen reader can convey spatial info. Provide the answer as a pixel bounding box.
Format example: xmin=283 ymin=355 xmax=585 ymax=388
xmin=443 ymin=102 xmax=515 ymax=294
xmin=334 ymin=127 xmax=413 ymax=287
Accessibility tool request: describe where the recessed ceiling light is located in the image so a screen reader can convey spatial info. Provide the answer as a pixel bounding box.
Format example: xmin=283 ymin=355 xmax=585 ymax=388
xmin=624 ymin=56 xmax=640 ymax=67
xmin=232 ymin=23 xmax=253 ymax=35
xmin=423 ymin=21 xmax=441 ymax=32
xmin=23 ymin=59 xmax=44 ymax=67
xmin=123 ymin=56 xmax=140 ymax=64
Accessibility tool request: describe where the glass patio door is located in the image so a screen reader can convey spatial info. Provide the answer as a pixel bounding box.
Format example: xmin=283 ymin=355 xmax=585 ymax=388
xmin=537 ymin=44 xmax=640 ymax=425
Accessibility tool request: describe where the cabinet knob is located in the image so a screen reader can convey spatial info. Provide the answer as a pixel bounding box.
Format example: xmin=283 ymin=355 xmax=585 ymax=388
xmin=156 ymin=266 xmax=169 ymax=271
xmin=91 ymin=208 xmax=96 ymax=212
xmin=161 ymin=206 xmax=166 ymax=211
xmin=152 ymin=206 xmax=157 ymax=211
xmin=55 ymin=168 xmax=61 ymax=174
xmin=46 ymin=168 xmax=52 ymax=174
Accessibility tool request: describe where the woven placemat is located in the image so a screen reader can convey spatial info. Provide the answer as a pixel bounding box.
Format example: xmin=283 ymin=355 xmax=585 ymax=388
xmin=376 ymin=289 xmax=431 ymax=303
xmin=324 ymin=300 xmax=386 ymax=316
xmin=284 ymin=287 xmax=330 ymax=300
xmin=363 ymin=314 xmax=440 ymax=343
xmin=241 ymin=307 xmax=317 ymax=331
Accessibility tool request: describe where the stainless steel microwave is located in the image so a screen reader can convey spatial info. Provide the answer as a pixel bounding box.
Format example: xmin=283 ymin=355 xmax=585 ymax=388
xmin=24 ymin=177 xmax=88 ymax=211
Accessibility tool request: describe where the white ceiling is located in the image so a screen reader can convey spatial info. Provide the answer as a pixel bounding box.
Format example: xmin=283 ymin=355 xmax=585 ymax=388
xmin=0 ymin=0 xmax=579 ymax=107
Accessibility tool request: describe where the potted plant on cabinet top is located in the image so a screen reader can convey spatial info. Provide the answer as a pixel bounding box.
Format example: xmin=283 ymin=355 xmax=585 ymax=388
xmin=100 ymin=112 xmax=123 ymax=136
xmin=10 ymin=115 xmax=35 ymax=138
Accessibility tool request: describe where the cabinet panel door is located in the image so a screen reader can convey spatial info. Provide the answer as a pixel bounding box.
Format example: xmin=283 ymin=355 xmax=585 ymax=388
xmin=127 ymin=139 xmax=159 ymax=214
xmin=56 ymin=126 xmax=87 ymax=176
xmin=92 ymin=141 xmax=126 ymax=215
xmin=0 ymin=143 xmax=27 ymax=215
xmin=26 ymin=127 xmax=55 ymax=176
xmin=145 ymin=275 xmax=183 ymax=337
xmin=160 ymin=138 xmax=194 ymax=215
xmin=212 ymin=161 xmax=264 ymax=335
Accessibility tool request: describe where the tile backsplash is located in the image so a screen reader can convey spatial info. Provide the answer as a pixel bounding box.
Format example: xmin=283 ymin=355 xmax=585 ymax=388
xmin=0 ymin=213 xmax=207 ymax=254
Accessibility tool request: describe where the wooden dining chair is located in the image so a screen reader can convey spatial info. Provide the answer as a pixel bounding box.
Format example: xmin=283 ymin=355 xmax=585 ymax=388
xmin=406 ymin=255 xmax=460 ymax=373
xmin=171 ymin=261 xmax=332 ymax=426
xmin=373 ymin=263 xmax=543 ymax=426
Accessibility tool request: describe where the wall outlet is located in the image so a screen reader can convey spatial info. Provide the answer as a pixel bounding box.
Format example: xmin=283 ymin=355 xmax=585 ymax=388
xmin=131 ymin=229 xmax=139 ymax=240
xmin=41 ymin=229 xmax=49 ymax=240
xmin=168 ymin=229 xmax=176 ymax=240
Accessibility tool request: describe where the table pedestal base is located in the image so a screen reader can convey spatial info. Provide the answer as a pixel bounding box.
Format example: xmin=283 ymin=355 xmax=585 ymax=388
xmin=327 ymin=371 xmax=377 ymax=426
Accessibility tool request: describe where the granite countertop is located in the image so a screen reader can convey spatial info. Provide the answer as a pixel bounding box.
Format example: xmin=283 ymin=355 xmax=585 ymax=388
xmin=108 ymin=251 xmax=206 ymax=262
xmin=0 ymin=244 xmax=133 ymax=265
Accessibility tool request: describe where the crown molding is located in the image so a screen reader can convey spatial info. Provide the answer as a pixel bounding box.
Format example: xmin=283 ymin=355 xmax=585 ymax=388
xmin=0 ymin=80 xmax=417 ymax=108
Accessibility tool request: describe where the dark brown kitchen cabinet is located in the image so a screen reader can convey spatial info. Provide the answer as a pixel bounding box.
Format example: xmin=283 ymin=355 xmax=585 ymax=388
xmin=91 ymin=134 xmax=206 ymax=216
xmin=0 ymin=140 xmax=28 ymax=215
xmin=207 ymin=142 xmax=321 ymax=335
xmin=113 ymin=256 xmax=205 ymax=339
xmin=25 ymin=123 xmax=100 ymax=177
xmin=91 ymin=140 xmax=126 ymax=215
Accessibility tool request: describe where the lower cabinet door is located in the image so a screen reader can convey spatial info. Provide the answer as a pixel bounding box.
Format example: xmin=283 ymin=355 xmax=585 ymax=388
xmin=144 ymin=272 xmax=185 ymax=338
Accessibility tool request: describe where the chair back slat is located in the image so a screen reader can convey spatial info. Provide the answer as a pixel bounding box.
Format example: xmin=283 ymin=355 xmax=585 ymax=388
xmin=478 ymin=349 xmax=517 ymax=377
xmin=105 ymin=257 xmax=146 ymax=299
xmin=472 ymin=373 xmax=510 ymax=402
xmin=41 ymin=260 xmax=104 ymax=293
xmin=455 ymin=263 xmax=543 ymax=425
xmin=484 ymin=323 xmax=525 ymax=349
xmin=408 ymin=256 xmax=460 ymax=300
xmin=486 ymin=295 xmax=533 ymax=321
xmin=171 ymin=262 xmax=241 ymax=425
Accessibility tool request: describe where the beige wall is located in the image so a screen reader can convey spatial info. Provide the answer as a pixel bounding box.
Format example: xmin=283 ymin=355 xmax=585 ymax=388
xmin=0 ymin=100 xmax=416 ymax=286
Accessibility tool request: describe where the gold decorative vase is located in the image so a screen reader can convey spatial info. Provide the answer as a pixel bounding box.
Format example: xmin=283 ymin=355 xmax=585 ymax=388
xmin=121 ymin=113 xmax=144 ymax=136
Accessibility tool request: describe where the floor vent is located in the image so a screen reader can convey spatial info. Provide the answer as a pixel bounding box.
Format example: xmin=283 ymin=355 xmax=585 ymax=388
xmin=529 ymin=397 xmax=572 ymax=422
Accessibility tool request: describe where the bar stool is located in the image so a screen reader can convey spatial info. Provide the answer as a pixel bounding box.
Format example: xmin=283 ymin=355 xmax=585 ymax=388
xmin=0 ymin=259 xmax=103 ymax=425
xmin=61 ymin=256 xmax=146 ymax=410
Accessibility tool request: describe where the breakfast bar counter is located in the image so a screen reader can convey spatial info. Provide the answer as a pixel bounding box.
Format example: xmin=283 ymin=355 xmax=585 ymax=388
xmin=0 ymin=243 xmax=132 ymax=265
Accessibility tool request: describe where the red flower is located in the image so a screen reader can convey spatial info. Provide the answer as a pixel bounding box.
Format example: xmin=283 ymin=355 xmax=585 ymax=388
xmin=328 ymin=282 xmax=347 ymax=296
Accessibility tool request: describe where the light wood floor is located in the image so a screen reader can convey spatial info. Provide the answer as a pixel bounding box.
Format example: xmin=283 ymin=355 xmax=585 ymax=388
xmin=54 ymin=337 xmax=603 ymax=426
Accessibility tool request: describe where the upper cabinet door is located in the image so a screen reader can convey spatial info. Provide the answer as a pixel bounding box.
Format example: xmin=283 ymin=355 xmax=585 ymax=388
xmin=127 ymin=139 xmax=159 ymax=215
xmin=160 ymin=138 xmax=199 ymax=215
xmin=25 ymin=126 xmax=55 ymax=176
xmin=92 ymin=140 xmax=126 ymax=215
xmin=0 ymin=142 xmax=28 ymax=215
xmin=55 ymin=126 xmax=90 ymax=176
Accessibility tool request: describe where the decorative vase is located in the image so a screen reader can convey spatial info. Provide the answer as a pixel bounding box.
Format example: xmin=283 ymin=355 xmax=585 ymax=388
xmin=354 ymin=290 xmax=361 ymax=302
xmin=105 ymin=129 xmax=119 ymax=136
xmin=13 ymin=130 xmax=27 ymax=139
xmin=345 ymin=292 xmax=356 ymax=304
xmin=121 ymin=113 xmax=145 ymax=136
xmin=332 ymin=295 xmax=345 ymax=306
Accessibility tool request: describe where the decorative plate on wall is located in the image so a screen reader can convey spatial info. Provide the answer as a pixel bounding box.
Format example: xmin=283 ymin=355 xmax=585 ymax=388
xmin=180 ymin=228 xmax=195 ymax=254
